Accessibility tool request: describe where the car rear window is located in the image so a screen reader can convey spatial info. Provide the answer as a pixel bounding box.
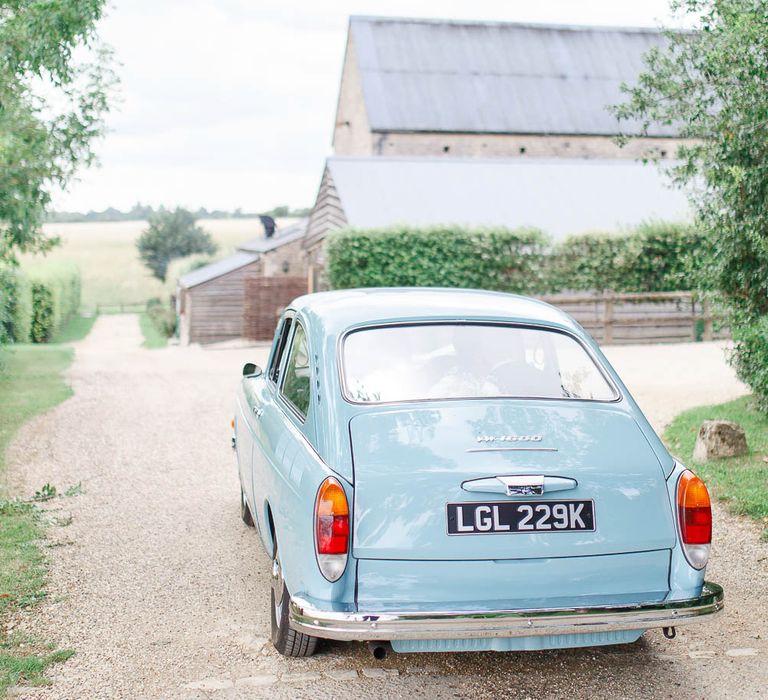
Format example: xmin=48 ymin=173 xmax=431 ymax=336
xmin=342 ymin=324 xmax=618 ymax=404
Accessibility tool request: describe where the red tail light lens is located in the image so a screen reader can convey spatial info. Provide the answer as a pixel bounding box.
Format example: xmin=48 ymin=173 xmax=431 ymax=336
xmin=677 ymin=470 xmax=712 ymax=544
xmin=315 ymin=477 xmax=349 ymax=557
xmin=677 ymin=470 xmax=711 ymax=569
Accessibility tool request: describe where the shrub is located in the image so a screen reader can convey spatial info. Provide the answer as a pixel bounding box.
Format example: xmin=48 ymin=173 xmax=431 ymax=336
xmin=730 ymin=315 xmax=768 ymax=412
xmin=30 ymin=283 xmax=55 ymax=342
xmin=145 ymin=298 xmax=176 ymax=338
xmin=0 ymin=266 xmax=33 ymax=343
xmin=327 ymin=226 xmax=552 ymax=293
xmin=26 ymin=262 xmax=81 ymax=343
xmin=552 ymin=222 xmax=707 ymax=293
xmin=551 ymin=232 xmax=631 ymax=292
xmin=622 ymin=221 xmax=708 ymax=292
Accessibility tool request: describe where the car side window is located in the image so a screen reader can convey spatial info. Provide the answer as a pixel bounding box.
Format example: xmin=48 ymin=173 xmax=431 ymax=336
xmin=280 ymin=323 xmax=311 ymax=419
xmin=268 ymin=316 xmax=293 ymax=384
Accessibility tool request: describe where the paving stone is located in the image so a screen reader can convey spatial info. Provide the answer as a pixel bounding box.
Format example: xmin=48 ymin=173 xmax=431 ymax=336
xmin=235 ymin=674 xmax=278 ymax=688
xmin=725 ymin=648 xmax=758 ymax=657
xmin=235 ymin=633 xmax=270 ymax=653
xmin=281 ymin=672 xmax=323 ymax=683
xmin=184 ymin=678 xmax=234 ymax=691
xmin=688 ymin=650 xmax=717 ymax=659
xmin=325 ymin=669 xmax=359 ymax=680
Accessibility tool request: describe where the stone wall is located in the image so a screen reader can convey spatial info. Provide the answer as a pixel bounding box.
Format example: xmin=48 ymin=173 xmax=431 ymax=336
xmin=261 ymin=237 xmax=307 ymax=279
xmin=331 ymin=35 xmax=373 ymax=157
xmin=365 ymin=132 xmax=694 ymax=161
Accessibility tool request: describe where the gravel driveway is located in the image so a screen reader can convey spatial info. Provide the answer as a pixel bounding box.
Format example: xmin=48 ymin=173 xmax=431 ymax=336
xmin=7 ymin=315 xmax=766 ymax=700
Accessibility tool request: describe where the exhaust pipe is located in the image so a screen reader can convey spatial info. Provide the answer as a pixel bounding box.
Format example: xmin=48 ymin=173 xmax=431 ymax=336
xmin=367 ymin=641 xmax=391 ymax=660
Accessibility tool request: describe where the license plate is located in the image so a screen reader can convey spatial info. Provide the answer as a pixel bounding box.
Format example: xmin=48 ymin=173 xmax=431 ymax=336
xmin=446 ymin=500 xmax=595 ymax=535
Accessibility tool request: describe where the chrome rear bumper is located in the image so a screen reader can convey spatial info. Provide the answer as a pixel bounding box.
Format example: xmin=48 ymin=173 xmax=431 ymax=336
xmin=289 ymin=582 xmax=723 ymax=642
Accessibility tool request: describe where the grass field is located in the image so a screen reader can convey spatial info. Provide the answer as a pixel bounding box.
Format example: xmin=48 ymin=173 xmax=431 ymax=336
xmin=51 ymin=314 xmax=98 ymax=345
xmin=0 ymin=317 xmax=96 ymax=695
xmin=21 ymin=218 xmax=295 ymax=310
xmin=664 ymin=395 xmax=768 ymax=538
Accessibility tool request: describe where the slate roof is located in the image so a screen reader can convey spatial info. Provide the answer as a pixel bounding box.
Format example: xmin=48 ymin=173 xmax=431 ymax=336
xmin=178 ymin=219 xmax=307 ymax=289
xmin=322 ymin=156 xmax=690 ymax=239
xmin=348 ymin=16 xmax=676 ymax=137
xmin=237 ymin=218 xmax=307 ymax=253
xmin=177 ymin=252 xmax=258 ymax=290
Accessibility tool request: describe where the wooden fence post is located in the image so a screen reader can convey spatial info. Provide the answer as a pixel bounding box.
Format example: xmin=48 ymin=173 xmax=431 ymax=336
xmin=702 ymin=299 xmax=714 ymax=341
xmin=603 ymin=292 xmax=614 ymax=345
xmin=690 ymin=297 xmax=697 ymax=341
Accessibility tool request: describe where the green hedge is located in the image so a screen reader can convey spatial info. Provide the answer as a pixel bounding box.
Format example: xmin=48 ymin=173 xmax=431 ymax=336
xmin=326 ymin=221 xmax=705 ymax=295
xmin=554 ymin=222 xmax=708 ymax=293
xmin=327 ymin=226 xmax=552 ymax=293
xmin=731 ymin=315 xmax=768 ymax=412
xmin=26 ymin=262 xmax=81 ymax=343
xmin=0 ymin=267 xmax=33 ymax=344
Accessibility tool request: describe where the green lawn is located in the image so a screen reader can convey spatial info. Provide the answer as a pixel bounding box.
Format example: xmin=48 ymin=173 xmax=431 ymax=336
xmin=0 ymin=340 xmax=86 ymax=695
xmin=664 ymin=395 xmax=768 ymax=538
xmin=139 ymin=312 xmax=168 ymax=349
xmin=0 ymin=345 xmax=73 ymax=478
xmin=51 ymin=313 xmax=97 ymax=344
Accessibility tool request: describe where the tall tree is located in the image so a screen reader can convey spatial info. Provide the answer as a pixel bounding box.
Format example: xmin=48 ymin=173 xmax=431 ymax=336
xmin=0 ymin=0 xmax=115 ymax=262
xmin=614 ymin=0 xmax=768 ymax=408
xmin=137 ymin=208 xmax=218 ymax=282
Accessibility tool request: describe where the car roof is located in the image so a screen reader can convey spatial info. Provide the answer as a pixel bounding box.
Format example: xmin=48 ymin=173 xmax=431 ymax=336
xmin=290 ymin=288 xmax=580 ymax=336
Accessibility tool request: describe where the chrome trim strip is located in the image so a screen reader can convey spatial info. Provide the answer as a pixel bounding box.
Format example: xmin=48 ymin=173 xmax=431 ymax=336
xmin=466 ymin=447 xmax=559 ymax=453
xmin=289 ymin=582 xmax=723 ymax=642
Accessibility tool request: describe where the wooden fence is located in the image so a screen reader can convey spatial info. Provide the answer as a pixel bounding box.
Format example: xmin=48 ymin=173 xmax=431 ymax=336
xmin=538 ymin=291 xmax=727 ymax=345
xmin=243 ymin=276 xmax=309 ymax=341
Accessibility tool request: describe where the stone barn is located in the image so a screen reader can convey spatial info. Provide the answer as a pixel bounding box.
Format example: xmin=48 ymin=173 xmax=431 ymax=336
xmin=303 ymin=16 xmax=695 ymax=285
xmin=332 ymin=16 xmax=690 ymax=161
xmin=177 ymin=220 xmax=307 ymax=345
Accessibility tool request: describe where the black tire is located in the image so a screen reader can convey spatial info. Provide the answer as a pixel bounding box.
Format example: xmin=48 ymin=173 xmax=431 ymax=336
xmin=270 ymin=541 xmax=319 ymax=657
xmin=240 ymin=483 xmax=254 ymax=527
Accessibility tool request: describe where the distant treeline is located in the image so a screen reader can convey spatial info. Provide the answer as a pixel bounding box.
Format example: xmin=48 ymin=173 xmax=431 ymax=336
xmin=46 ymin=203 xmax=311 ymax=224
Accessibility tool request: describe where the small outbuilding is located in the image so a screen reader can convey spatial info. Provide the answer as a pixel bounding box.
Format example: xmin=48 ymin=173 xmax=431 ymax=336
xmin=304 ymin=156 xmax=691 ymax=278
xmin=177 ymin=219 xmax=307 ymax=345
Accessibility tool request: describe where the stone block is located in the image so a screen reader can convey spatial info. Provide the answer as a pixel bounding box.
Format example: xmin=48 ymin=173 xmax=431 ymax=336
xmin=692 ymin=420 xmax=748 ymax=461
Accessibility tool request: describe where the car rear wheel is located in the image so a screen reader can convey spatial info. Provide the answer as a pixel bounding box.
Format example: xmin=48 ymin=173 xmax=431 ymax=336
xmin=270 ymin=540 xmax=318 ymax=657
xmin=240 ymin=483 xmax=254 ymax=527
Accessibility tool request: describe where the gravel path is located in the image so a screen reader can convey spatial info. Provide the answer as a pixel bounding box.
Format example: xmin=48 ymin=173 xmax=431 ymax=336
xmin=6 ymin=316 xmax=766 ymax=700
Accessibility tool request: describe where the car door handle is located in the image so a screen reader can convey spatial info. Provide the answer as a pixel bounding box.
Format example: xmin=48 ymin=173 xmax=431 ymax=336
xmin=253 ymin=406 xmax=264 ymax=418
xmin=461 ymin=474 xmax=578 ymax=497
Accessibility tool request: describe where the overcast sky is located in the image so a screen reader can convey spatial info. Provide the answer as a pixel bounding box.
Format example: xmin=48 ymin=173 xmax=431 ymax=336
xmin=53 ymin=0 xmax=684 ymax=213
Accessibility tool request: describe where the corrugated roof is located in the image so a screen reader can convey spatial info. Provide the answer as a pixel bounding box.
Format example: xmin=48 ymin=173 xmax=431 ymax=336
xmin=325 ymin=156 xmax=690 ymax=239
xmin=237 ymin=218 xmax=307 ymax=253
xmin=178 ymin=252 xmax=258 ymax=289
xmin=349 ymin=16 xmax=675 ymax=137
xmin=179 ymin=220 xmax=308 ymax=289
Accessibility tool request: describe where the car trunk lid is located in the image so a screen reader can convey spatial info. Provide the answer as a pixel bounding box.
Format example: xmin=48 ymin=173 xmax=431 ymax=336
xmin=350 ymin=401 xmax=675 ymax=561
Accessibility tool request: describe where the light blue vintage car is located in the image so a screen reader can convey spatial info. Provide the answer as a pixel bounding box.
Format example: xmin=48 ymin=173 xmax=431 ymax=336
xmin=234 ymin=288 xmax=723 ymax=657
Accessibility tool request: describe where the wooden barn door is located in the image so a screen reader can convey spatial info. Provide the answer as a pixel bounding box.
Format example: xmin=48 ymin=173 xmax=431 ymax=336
xmin=243 ymin=276 xmax=308 ymax=341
